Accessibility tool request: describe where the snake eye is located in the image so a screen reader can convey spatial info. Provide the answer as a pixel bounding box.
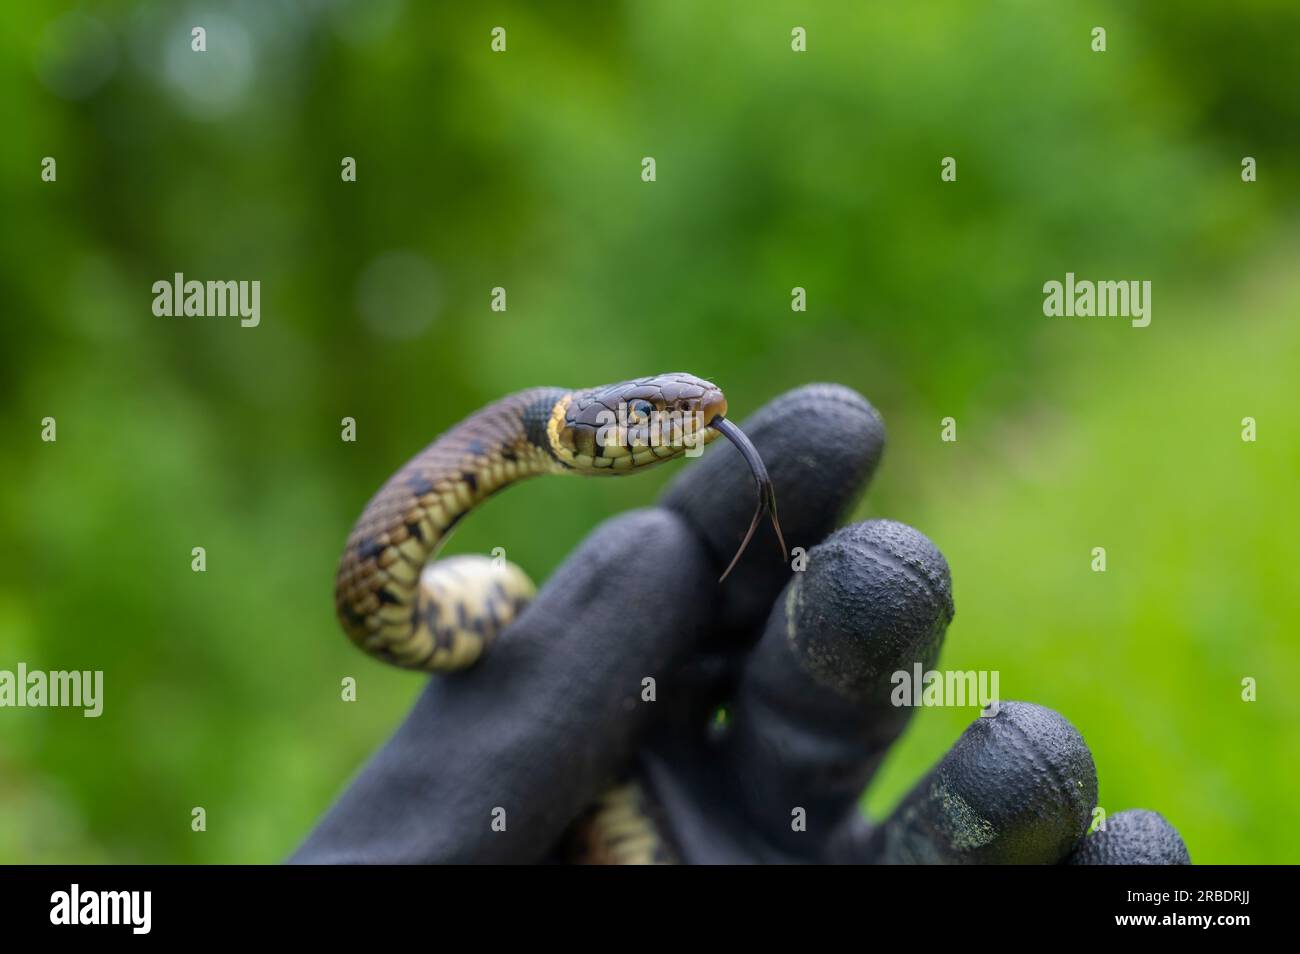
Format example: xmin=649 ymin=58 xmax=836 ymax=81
xmin=630 ymin=400 xmax=653 ymax=421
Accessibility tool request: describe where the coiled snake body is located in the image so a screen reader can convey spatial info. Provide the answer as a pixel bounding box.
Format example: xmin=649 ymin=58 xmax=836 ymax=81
xmin=336 ymin=373 xmax=782 ymax=673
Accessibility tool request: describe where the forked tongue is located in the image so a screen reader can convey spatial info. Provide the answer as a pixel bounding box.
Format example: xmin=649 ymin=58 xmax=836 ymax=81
xmin=709 ymin=416 xmax=788 ymax=581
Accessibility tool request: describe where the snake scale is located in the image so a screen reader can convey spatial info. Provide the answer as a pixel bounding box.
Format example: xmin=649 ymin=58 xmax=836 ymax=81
xmin=336 ymin=372 xmax=782 ymax=672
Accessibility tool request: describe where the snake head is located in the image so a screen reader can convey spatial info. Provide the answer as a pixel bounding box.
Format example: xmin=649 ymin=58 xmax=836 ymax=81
xmin=554 ymin=373 xmax=728 ymax=468
xmin=550 ymin=373 xmax=786 ymax=580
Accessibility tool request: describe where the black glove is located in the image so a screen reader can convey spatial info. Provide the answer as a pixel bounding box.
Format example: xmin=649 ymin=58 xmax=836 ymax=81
xmin=291 ymin=384 xmax=1189 ymax=865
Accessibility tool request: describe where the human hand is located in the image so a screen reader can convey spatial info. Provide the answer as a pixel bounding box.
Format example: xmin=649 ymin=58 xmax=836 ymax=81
xmin=291 ymin=384 xmax=1189 ymax=865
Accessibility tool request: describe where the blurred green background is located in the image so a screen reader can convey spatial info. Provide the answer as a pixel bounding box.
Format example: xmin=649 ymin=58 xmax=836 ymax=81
xmin=2 ymin=0 xmax=1297 ymax=864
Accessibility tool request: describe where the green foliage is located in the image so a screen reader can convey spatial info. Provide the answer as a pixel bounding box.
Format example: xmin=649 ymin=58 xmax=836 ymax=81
xmin=1 ymin=1 xmax=1295 ymax=863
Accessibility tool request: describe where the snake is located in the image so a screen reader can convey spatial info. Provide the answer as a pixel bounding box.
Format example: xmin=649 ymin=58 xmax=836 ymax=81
xmin=335 ymin=372 xmax=785 ymax=673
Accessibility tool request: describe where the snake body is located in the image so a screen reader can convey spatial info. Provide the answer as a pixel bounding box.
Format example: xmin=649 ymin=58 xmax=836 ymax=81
xmin=335 ymin=374 xmax=733 ymax=672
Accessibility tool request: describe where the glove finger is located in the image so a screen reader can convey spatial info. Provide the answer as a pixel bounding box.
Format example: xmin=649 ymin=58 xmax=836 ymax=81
xmin=718 ymin=519 xmax=955 ymax=856
xmin=291 ymin=507 xmax=714 ymax=864
xmin=830 ymin=702 xmax=1098 ymax=864
xmin=1066 ymin=809 xmax=1191 ymax=865
xmin=661 ymin=383 xmax=886 ymax=640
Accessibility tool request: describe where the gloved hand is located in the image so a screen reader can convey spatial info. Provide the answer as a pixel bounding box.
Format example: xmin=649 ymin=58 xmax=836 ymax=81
xmin=291 ymin=384 xmax=1189 ymax=865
